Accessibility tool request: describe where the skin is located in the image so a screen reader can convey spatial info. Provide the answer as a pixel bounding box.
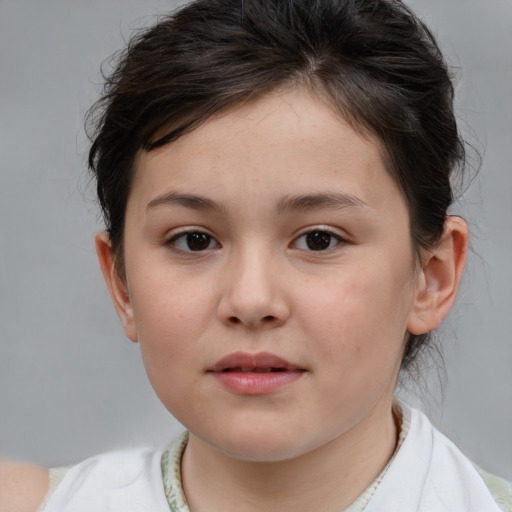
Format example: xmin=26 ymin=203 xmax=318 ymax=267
xmin=0 ymin=87 xmax=467 ymax=512
xmin=96 ymin=88 xmax=468 ymax=511
xmin=0 ymin=461 xmax=48 ymax=512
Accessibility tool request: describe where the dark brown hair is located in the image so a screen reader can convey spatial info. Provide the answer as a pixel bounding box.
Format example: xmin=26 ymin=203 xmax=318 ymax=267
xmin=87 ymin=0 xmax=465 ymax=370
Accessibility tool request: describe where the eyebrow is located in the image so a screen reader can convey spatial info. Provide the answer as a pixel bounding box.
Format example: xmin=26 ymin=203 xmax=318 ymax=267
xmin=146 ymin=192 xmax=225 ymax=213
xmin=276 ymin=192 xmax=373 ymax=214
xmin=146 ymin=191 xmax=373 ymax=215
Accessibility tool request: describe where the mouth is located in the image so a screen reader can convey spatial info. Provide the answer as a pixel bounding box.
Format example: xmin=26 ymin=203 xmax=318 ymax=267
xmin=209 ymin=351 xmax=303 ymax=373
xmin=208 ymin=351 xmax=305 ymax=395
xmin=220 ymin=367 xmax=290 ymax=373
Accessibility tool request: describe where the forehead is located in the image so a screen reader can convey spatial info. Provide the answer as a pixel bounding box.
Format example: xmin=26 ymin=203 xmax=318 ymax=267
xmin=129 ymin=88 xmax=403 ymax=215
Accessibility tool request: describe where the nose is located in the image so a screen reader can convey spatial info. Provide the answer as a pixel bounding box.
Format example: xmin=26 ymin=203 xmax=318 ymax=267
xmin=217 ymin=246 xmax=290 ymax=329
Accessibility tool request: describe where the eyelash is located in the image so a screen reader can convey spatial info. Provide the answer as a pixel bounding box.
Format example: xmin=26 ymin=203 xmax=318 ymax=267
xmin=166 ymin=230 xmax=219 ymax=253
xmin=165 ymin=227 xmax=347 ymax=253
xmin=292 ymin=228 xmax=346 ymax=252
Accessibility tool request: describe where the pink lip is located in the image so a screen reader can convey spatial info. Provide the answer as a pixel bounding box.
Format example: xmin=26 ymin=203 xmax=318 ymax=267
xmin=208 ymin=351 xmax=305 ymax=395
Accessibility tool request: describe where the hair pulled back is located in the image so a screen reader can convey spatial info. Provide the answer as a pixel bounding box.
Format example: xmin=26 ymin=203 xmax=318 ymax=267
xmin=88 ymin=0 xmax=465 ymax=370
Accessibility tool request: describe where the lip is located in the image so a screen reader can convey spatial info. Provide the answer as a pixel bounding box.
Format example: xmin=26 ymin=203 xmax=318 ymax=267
xmin=208 ymin=351 xmax=305 ymax=395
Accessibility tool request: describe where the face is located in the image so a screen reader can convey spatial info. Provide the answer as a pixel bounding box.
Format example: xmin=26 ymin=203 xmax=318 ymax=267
xmin=108 ymin=88 xmax=425 ymax=462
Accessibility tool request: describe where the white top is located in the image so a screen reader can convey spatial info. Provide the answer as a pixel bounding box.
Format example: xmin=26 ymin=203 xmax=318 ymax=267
xmin=39 ymin=402 xmax=509 ymax=511
xmin=40 ymin=447 xmax=169 ymax=511
xmin=363 ymin=406 xmax=505 ymax=512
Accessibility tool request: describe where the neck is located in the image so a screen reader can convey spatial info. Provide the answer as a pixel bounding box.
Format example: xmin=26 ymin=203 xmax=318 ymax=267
xmin=181 ymin=399 xmax=400 ymax=512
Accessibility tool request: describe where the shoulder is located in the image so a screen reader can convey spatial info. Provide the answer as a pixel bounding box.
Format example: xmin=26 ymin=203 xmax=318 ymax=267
xmin=37 ymin=447 xmax=169 ymax=512
xmin=0 ymin=461 xmax=49 ymax=512
xmin=474 ymin=465 xmax=512 ymax=512
xmin=393 ymin=401 xmax=510 ymax=512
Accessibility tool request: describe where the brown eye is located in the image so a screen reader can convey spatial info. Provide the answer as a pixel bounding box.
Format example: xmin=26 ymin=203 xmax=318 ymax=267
xmin=293 ymin=230 xmax=343 ymax=251
xmin=306 ymin=231 xmax=333 ymax=250
xmin=186 ymin=232 xmax=211 ymax=251
xmin=168 ymin=231 xmax=217 ymax=252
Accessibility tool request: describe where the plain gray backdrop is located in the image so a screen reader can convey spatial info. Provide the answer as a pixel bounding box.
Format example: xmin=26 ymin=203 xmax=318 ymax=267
xmin=1 ymin=0 xmax=511 ymax=479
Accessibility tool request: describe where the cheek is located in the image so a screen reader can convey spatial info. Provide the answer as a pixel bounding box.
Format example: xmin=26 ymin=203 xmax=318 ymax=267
xmin=128 ymin=273 xmax=214 ymax=375
xmin=299 ymin=262 xmax=413 ymax=367
xmin=128 ymin=277 xmax=216 ymax=419
xmin=131 ymin=268 xmax=209 ymax=332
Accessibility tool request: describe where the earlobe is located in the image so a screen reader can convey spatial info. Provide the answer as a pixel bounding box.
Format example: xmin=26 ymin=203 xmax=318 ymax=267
xmin=407 ymin=216 xmax=468 ymax=335
xmin=95 ymin=231 xmax=138 ymax=342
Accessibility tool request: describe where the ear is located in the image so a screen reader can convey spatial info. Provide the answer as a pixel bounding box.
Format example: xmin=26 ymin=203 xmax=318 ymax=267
xmin=407 ymin=216 xmax=468 ymax=335
xmin=95 ymin=231 xmax=138 ymax=342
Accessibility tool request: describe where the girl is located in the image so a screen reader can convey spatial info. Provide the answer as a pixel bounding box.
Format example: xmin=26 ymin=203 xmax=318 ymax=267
xmin=1 ymin=0 xmax=510 ymax=510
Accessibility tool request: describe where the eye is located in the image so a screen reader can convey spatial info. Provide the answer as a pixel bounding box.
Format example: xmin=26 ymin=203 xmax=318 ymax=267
xmin=293 ymin=230 xmax=343 ymax=251
xmin=167 ymin=231 xmax=218 ymax=252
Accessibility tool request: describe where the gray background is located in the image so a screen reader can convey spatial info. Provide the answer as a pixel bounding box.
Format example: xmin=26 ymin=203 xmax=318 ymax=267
xmin=1 ymin=0 xmax=511 ymax=479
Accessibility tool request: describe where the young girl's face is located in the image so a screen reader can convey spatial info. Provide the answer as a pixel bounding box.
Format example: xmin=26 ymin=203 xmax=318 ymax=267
xmin=105 ymin=88 xmax=425 ymax=462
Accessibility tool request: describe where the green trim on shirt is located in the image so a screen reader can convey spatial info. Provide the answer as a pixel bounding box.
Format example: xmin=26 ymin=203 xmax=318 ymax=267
xmin=474 ymin=465 xmax=512 ymax=512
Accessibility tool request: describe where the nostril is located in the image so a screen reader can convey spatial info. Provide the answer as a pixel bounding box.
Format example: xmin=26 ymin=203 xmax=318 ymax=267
xmin=227 ymin=315 xmax=276 ymax=325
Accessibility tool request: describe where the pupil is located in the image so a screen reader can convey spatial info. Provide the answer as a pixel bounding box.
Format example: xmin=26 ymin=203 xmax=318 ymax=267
xmin=186 ymin=233 xmax=210 ymax=251
xmin=306 ymin=231 xmax=331 ymax=251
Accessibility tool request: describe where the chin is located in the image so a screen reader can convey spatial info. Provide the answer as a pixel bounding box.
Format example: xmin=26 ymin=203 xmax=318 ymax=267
xmin=199 ymin=422 xmax=324 ymax=463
